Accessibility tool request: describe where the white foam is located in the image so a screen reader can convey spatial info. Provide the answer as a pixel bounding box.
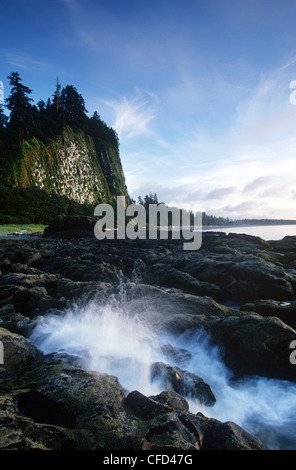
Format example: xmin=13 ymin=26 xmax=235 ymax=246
xmin=29 ymin=290 xmax=296 ymax=450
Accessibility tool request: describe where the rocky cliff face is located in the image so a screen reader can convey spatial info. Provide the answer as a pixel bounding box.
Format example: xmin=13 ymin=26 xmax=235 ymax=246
xmin=15 ymin=126 xmax=129 ymax=205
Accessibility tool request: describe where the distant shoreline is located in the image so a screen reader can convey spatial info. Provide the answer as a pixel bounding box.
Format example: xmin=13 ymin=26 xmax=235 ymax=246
xmin=202 ymin=221 xmax=296 ymax=229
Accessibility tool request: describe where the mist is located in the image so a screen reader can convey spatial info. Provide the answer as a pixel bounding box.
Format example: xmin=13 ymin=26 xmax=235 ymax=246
xmin=29 ymin=287 xmax=296 ymax=450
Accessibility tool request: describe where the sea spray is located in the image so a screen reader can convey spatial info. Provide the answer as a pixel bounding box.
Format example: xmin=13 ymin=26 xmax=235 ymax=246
xmin=173 ymin=329 xmax=296 ymax=450
xmin=29 ymin=293 xmax=169 ymax=396
xmin=29 ymin=283 xmax=296 ymax=450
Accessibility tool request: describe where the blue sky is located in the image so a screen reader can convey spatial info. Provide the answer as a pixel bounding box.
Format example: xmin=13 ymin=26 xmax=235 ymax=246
xmin=2 ymin=0 xmax=296 ymax=219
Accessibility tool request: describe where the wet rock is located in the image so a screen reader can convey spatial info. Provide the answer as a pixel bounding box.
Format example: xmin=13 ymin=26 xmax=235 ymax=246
xmin=178 ymin=253 xmax=296 ymax=302
xmin=189 ymin=412 xmax=267 ymax=450
xmin=0 ymin=232 xmax=295 ymax=450
xmin=0 ymin=312 xmax=30 ymax=335
xmin=210 ymin=314 xmax=296 ymax=382
xmin=0 ymin=327 xmax=43 ymax=374
xmin=270 ymin=236 xmax=296 ymax=253
xmin=125 ymin=390 xmax=170 ymax=420
xmin=17 ymin=390 xmax=76 ymax=428
xmin=12 ymin=286 xmax=54 ymax=315
xmin=149 ymin=390 xmax=190 ymax=412
xmin=160 ymin=343 xmax=192 ymax=366
xmin=240 ymin=299 xmax=296 ymax=331
xmin=0 ymin=304 xmax=15 ymax=316
xmin=120 ymin=283 xmax=234 ymax=334
xmin=122 ymin=284 xmax=296 ymax=384
xmin=143 ymin=263 xmax=221 ymax=298
xmin=0 ymin=340 xmax=267 ymax=450
xmin=144 ymin=413 xmax=200 ymax=450
xmin=150 ymin=362 xmax=216 ymax=406
xmin=43 ymin=216 xmax=97 ymax=238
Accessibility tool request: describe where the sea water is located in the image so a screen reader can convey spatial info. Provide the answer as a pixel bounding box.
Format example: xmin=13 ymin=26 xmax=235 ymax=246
xmin=203 ymin=224 xmax=296 ymax=241
xmin=29 ymin=284 xmax=296 ymax=450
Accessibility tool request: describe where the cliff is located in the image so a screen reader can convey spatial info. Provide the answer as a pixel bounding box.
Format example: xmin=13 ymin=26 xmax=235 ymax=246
xmin=0 ymin=74 xmax=130 ymax=224
xmin=15 ymin=126 xmax=129 ymax=205
xmin=0 ymin=125 xmax=130 ymax=224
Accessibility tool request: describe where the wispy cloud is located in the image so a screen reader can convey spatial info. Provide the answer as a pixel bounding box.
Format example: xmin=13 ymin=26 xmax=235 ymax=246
xmin=280 ymin=55 xmax=296 ymax=71
xmin=204 ymin=186 xmax=238 ymax=200
xmin=46 ymin=2 xmax=296 ymax=219
xmin=243 ymin=176 xmax=277 ymax=193
xmin=5 ymin=52 xmax=52 ymax=71
xmin=99 ymin=91 xmax=159 ymax=141
xmin=127 ymin=56 xmax=296 ymax=219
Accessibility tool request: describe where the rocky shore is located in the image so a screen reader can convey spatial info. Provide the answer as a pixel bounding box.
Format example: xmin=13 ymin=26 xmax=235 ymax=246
xmin=1 ymin=219 xmax=296 ymax=450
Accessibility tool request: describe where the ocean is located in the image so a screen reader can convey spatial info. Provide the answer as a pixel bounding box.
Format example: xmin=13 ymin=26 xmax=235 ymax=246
xmin=203 ymin=224 xmax=296 ymax=241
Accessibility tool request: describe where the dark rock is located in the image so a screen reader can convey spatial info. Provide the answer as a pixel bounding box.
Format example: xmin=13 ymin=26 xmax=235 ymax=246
xmin=12 ymin=286 xmax=54 ymax=315
xmin=270 ymin=236 xmax=296 ymax=253
xmin=18 ymin=390 xmax=76 ymax=428
xmin=43 ymin=216 xmax=97 ymax=238
xmin=282 ymin=254 xmax=296 ymax=270
xmin=190 ymin=412 xmax=267 ymax=450
xmin=1 ymin=232 xmax=295 ymax=450
xmin=210 ymin=314 xmax=296 ymax=382
xmin=150 ymin=362 xmax=216 ymax=406
xmin=240 ymin=299 xmax=296 ymax=331
xmin=125 ymin=390 xmax=170 ymax=420
xmin=0 ymin=312 xmax=30 ymax=335
xmin=143 ymin=263 xmax=221 ymax=298
xmin=160 ymin=343 xmax=192 ymax=365
xmin=0 ymin=304 xmax=15 ymax=316
xmin=144 ymin=414 xmax=199 ymax=450
xmin=179 ymin=253 xmax=296 ymax=302
xmin=0 ymin=327 xmax=43 ymax=374
xmin=149 ymin=390 xmax=190 ymax=412
xmin=0 ymin=339 xmax=267 ymax=450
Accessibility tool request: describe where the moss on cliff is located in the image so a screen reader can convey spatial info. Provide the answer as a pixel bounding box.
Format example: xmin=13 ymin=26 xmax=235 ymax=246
xmin=17 ymin=126 xmax=128 ymax=205
xmin=0 ymin=126 xmax=129 ymax=224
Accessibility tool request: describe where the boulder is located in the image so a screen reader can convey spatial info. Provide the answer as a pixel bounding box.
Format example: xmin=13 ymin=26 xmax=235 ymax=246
xmin=43 ymin=216 xmax=97 ymax=238
xmin=160 ymin=343 xmax=192 ymax=366
xmin=0 ymin=327 xmax=43 ymax=374
xmin=0 ymin=353 xmax=267 ymax=450
xmin=149 ymin=390 xmax=190 ymax=412
xmin=188 ymin=412 xmax=267 ymax=450
xmin=143 ymin=263 xmax=221 ymax=299
xmin=0 ymin=312 xmax=30 ymax=335
xmin=150 ymin=361 xmax=216 ymax=406
xmin=270 ymin=236 xmax=296 ymax=253
xmin=124 ymin=390 xmax=170 ymax=420
xmin=177 ymin=253 xmax=296 ymax=302
xmin=1 ymin=233 xmax=296 ymax=450
xmin=17 ymin=389 xmax=76 ymax=428
xmin=209 ymin=314 xmax=296 ymax=382
xmin=240 ymin=299 xmax=296 ymax=331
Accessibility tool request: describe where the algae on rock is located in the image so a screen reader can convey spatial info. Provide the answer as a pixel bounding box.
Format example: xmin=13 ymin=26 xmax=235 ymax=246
xmin=16 ymin=126 xmax=129 ymax=206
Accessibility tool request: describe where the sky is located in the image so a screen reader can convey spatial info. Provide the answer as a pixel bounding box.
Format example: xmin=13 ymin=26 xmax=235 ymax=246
xmin=1 ymin=0 xmax=296 ymax=220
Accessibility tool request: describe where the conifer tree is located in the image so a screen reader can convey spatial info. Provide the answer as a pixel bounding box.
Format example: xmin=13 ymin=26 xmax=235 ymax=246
xmin=6 ymin=72 xmax=34 ymax=145
xmin=59 ymin=84 xmax=87 ymax=126
xmin=0 ymin=104 xmax=8 ymax=129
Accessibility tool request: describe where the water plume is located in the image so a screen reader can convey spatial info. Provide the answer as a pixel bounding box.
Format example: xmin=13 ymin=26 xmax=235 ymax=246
xmin=29 ymin=291 xmax=167 ymax=396
xmin=29 ymin=282 xmax=296 ymax=450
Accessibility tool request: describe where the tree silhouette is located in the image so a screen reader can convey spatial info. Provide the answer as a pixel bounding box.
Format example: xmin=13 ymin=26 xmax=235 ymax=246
xmin=6 ymin=72 xmax=34 ymax=145
xmin=0 ymin=104 xmax=8 ymax=129
xmin=59 ymin=84 xmax=87 ymax=127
